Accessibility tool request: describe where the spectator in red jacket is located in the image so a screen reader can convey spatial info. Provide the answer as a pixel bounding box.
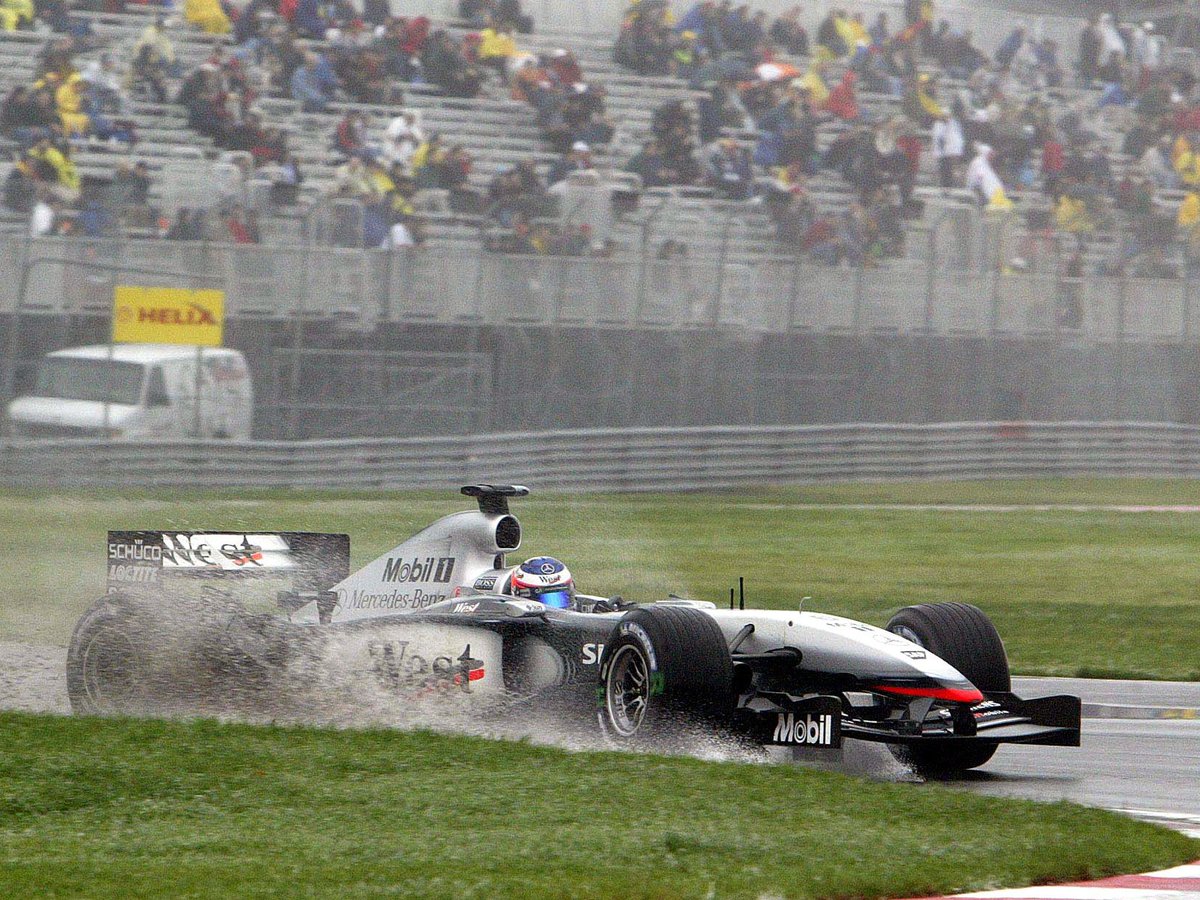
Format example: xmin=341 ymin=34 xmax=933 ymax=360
xmin=224 ymin=204 xmax=259 ymax=243
xmin=547 ymin=48 xmax=583 ymax=87
xmin=824 ymin=70 xmax=860 ymax=121
xmin=1042 ymin=131 xmax=1066 ymax=199
xmin=334 ymin=111 xmax=368 ymax=157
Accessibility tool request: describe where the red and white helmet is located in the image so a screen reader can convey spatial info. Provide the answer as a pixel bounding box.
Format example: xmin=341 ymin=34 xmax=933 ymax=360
xmin=509 ymin=557 xmax=575 ymax=609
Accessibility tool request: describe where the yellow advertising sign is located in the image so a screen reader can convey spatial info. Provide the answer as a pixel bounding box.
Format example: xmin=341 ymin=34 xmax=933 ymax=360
xmin=112 ymin=286 xmax=224 ymax=347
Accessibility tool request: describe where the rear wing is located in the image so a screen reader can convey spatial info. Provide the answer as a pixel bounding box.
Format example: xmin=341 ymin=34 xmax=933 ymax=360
xmin=107 ymin=531 xmax=350 ymax=594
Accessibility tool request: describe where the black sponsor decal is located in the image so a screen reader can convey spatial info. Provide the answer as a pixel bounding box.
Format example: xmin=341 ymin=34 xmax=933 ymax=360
xmin=160 ymin=533 xmax=216 ymax=567
xmin=473 ymin=576 xmax=497 ymax=591
xmin=382 ymin=556 xmax=456 ymax=584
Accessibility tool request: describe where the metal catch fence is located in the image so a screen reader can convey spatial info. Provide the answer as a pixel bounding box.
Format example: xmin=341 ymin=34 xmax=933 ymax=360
xmin=6 ymin=236 xmax=1200 ymax=344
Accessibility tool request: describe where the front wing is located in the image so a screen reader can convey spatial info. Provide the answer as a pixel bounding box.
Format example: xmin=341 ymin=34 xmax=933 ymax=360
xmin=738 ymin=691 xmax=1081 ymax=750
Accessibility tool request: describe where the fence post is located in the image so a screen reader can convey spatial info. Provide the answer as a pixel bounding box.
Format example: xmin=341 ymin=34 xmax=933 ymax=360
xmin=711 ymin=204 xmax=736 ymax=327
xmin=924 ymin=218 xmax=937 ymax=333
xmin=381 ymin=246 xmax=394 ymax=322
xmin=0 ymin=233 xmax=33 ymax=422
xmin=1117 ymin=272 xmax=1127 ymax=343
xmin=989 ymin=267 xmax=1001 ymax=338
xmin=852 ymin=262 xmax=864 ymax=334
xmin=634 ymin=198 xmax=668 ymax=324
xmin=787 ymin=253 xmax=802 ymax=331
xmin=1182 ymin=261 xmax=1192 ymax=342
xmin=472 ymin=240 xmax=487 ymax=322
xmin=287 ymin=247 xmax=308 ymax=441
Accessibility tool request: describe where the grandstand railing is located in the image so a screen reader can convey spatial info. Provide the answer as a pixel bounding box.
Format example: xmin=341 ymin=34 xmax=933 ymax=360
xmin=7 ymin=236 xmax=1200 ymax=344
xmin=4 ymin=421 xmax=1200 ymax=490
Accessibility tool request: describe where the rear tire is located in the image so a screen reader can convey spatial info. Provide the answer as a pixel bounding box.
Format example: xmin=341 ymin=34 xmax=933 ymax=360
xmin=66 ymin=595 xmax=153 ymax=715
xmin=885 ymin=602 xmax=1011 ymax=776
xmin=598 ymin=606 xmax=734 ymax=747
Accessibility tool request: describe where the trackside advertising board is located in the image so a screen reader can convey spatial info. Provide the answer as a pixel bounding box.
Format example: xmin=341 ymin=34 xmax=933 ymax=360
xmin=113 ymin=286 xmax=225 ymax=346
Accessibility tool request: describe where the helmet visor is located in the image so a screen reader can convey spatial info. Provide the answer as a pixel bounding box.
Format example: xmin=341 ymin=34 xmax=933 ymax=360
xmin=537 ymin=589 xmax=573 ymax=609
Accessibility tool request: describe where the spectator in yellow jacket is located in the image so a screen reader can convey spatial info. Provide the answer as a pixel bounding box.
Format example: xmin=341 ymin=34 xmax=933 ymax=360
xmin=364 ymin=157 xmax=395 ymax=199
xmin=833 ymin=11 xmax=857 ymax=50
xmin=132 ymin=19 xmax=177 ymax=68
xmin=29 ymin=139 xmax=80 ymax=201
xmin=55 ymin=76 xmax=90 ymax=136
xmin=0 ymin=0 xmax=33 ymax=31
xmin=1174 ymin=139 xmax=1200 ymax=187
xmin=1056 ymin=193 xmax=1095 ymax=235
xmin=185 ymin=0 xmax=231 ymax=35
xmin=478 ymin=23 xmax=517 ymax=81
xmin=1180 ymin=190 xmax=1200 ymax=261
xmin=479 ymin=24 xmax=517 ymax=59
xmin=411 ymin=134 xmax=447 ymax=187
xmin=845 ymin=13 xmax=871 ymax=46
xmin=1178 ymin=190 xmax=1200 ymax=231
xmin=795 ymin=61 xmax=830 ymax=106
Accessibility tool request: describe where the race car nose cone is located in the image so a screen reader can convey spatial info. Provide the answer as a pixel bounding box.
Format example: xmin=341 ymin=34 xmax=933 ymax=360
xmin=871 ymin=683 xmax=984 ymax=703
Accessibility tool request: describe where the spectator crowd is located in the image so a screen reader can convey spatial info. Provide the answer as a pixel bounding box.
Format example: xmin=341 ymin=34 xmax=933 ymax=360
xmin=606 ymin=0 xmax=1200 ymax=282
xmin=6 ymin=0 xmax=1200 ymax=286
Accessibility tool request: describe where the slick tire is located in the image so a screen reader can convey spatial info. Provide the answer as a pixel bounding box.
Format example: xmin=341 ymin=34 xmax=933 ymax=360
xmin=598 ymin=605 xmax=734 ymax=747
xmin=885 ymin=602 xmax=1011 ymax=776
xmin=66 ymin=594 xmax=154 ymax=716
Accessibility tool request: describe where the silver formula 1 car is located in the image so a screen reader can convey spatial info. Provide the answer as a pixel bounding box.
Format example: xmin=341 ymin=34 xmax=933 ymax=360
xmin=70 ymin=485 xmax=1080 ymax=776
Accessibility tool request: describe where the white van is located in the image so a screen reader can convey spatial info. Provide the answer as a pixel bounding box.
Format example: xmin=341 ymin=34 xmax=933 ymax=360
xmin=7 ymin=344 xmax=254 ymax=440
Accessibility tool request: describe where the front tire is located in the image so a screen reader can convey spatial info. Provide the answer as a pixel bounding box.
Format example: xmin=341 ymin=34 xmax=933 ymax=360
xmin=598 ymin=605 xmax=734 ymax=747
xmin=885 ymin=602 xmax=1011 ymax=776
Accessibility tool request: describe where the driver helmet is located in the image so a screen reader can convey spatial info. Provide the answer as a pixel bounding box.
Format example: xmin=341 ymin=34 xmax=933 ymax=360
xmin=509 ymin=557 xmax=575 ymax=609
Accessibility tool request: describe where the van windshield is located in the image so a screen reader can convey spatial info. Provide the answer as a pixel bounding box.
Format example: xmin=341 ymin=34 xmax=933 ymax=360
xmin=33 ymin=358 xmax=145 ymax=406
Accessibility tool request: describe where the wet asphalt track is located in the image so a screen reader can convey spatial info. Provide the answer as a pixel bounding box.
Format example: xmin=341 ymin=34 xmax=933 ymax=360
xmin=951 ymin=717 xmax=1200 ymax=823
xmin=940 ymin=678 xmax=1200 ymax=833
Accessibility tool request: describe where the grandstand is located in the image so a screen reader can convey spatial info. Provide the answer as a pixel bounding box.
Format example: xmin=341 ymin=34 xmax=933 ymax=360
xmin=0 ymin=0 xmax=1188 ymax=276
xmin=3 ymin=0 xmax=1200 ymax=437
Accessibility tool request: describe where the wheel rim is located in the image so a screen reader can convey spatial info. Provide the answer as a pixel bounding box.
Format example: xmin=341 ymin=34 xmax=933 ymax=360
xmin=81 ymin=625 xmax=143 ymax=713
xmin=605 ymin=644 xmax=650 ymax=737
xmin=890 ymin=624 xmax=924 ymax=648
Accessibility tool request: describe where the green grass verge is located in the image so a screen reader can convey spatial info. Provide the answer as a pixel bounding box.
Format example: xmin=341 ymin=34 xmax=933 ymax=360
xmin=0 ymin=712 xmax=1194 ymax=899
xmin=5 ymin=478 xmax=1200 ymax=679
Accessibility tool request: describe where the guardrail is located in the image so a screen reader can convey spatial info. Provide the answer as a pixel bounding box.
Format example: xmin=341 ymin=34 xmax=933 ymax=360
xmin=5 ymin=422 xmax=1200 ymax=491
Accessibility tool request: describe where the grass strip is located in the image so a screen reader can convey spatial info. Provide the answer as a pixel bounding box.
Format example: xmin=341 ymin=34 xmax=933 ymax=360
xmin=5 ymin=480 xmax=1200 ymax=678
xmin=0 ymin=712 xmax=1195 ymax=899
